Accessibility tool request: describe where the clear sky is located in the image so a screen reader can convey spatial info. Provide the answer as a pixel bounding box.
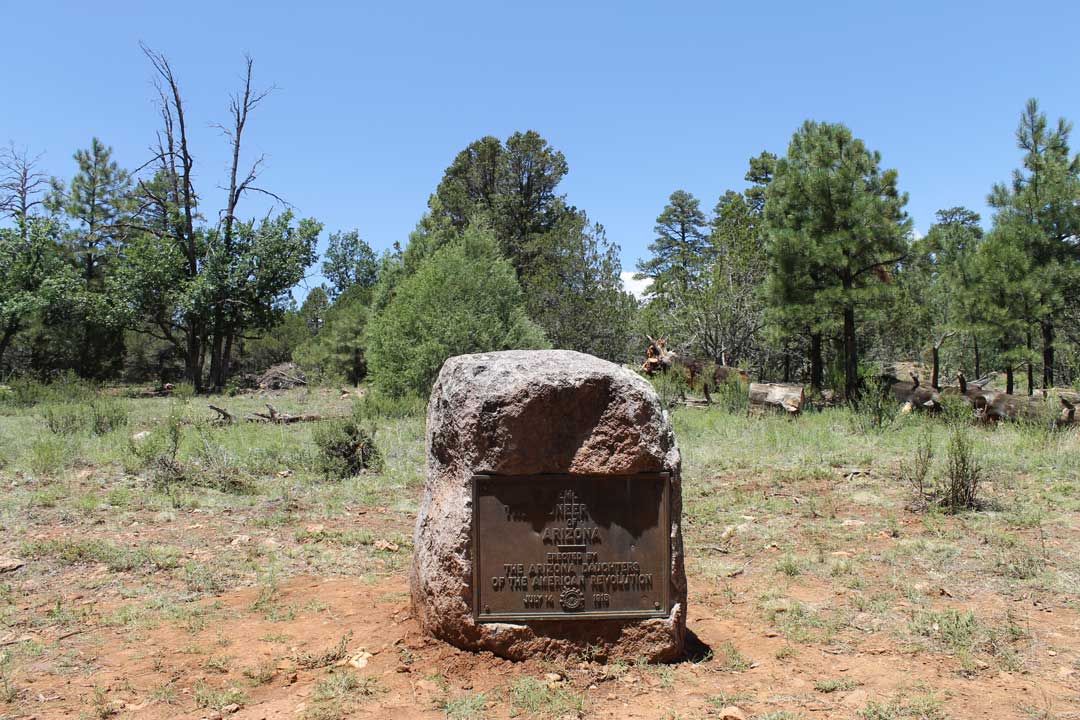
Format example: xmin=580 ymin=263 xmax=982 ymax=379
xmin=4 ymin=1 xmax=1080 ymax=296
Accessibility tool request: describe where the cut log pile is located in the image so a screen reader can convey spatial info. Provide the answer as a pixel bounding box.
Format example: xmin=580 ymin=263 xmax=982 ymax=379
xmin=748 ymin=382 xmax=805 ymax=415
xmin=256 ymin=362 xmax=307 ymax=390
xmin=209 ymin=403 xmax=323 ymax=426
xmin=639 ymin=337 xmax=1080 ymax=426
xmin=890 ymin=373 xmax=941 ymax=413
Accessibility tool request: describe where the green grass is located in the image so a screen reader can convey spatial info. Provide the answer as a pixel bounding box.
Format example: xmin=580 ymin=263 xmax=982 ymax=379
xmin=20 ymin=538 xmax=181 ymax=572
xmin=439 ymin=691 xmax=488 ymax=719
xmin=716 ymin=640 xmax=752 ymax=672
xmin=814 ymin=678 xmax=860 ymax=693
xmin=0 ymin=383 xmax=1078 ymax=718
xmin=506 ymin=677 xmax=586 ymax=718
xmin=192 ymin=680 xmax=247 ymax=711
xmin=303 ymin=670 xmax=380 ymax=720
xmin=858 ymin=687 xmax=949 ymax=719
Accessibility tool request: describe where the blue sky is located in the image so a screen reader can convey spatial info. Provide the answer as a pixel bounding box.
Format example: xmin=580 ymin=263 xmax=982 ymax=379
xmin=4 ymin=1 xmax=1080 ymax=297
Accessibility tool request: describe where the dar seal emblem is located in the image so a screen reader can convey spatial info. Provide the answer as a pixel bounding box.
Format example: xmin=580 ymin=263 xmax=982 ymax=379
xmin=559 ymin=586 xmax=583 ymax=611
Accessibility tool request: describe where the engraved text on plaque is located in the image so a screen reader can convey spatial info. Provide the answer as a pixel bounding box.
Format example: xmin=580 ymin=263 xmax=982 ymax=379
xmin=472 ymin=474 xmax=670 ymax=622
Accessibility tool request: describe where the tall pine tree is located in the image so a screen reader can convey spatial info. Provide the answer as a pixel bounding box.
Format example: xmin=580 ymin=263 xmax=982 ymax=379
xmin=765 ymin=121 xmax=910 ymax=398
xmin=988 ymin=99 xmax=1080 ymax=387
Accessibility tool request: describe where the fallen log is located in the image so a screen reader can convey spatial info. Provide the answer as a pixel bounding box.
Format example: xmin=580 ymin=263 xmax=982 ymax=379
xmin=976 ymin=391 xmax=1072 ymax=425
xmin=208 ymin=403 xmax=325 ymax=425
xmin=248 ymin=403 xmax=323 ymax=424
xmin=1034 ymin=387 xmax=1080 ymax=406
xmin=890 ymin=373 xmax=941 ymax=412
xmin=208 ymin=405 xmax=236 ymax=425
xmin=748 ymin=382 xmax=805 ymax=416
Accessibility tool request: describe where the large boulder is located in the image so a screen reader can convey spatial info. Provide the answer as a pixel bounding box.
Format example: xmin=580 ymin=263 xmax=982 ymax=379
xmin=410 ymin=349 xmax=686 ymax=661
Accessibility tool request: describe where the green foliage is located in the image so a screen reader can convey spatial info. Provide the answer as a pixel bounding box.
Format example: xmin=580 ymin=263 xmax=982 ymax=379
xmin=712 ymin=377 xmax=749 ymax=414
xmin=849 ymin=374 xmax=894 ymax=434
xmin=636 ymin=154 xmax=773 ymax=373
xmin=936 ymin=393 xmax=973 ymax=425
xmin=430 ymin=131 xmax=568 ymax=273
xmin=39 ymin=395 xmax=129 ymax=439
xmin=637 ymin=189 xmax=711 ymax=297
xmin=295 ymin=284 xmax=371 ymax=384
xmin=939 ymin=425 xmax=982 ymax=512
xmin=523 ymin=208 xmax=637 ymax=363
xmin=89 ymin=399 xmax=127 ymax=435
xmin=21 ymin=538 xmax=180 ymax=572
xmin=352 ymin=390 xmax=425 ymax=421
xmin=648 ymin=370 xmax=688 ymax=409
xmin=0 ymin=218 xmax=84 ymax=373
xmin=423 ymin=131 xmax=634 ymax=361
xmin=239 ymin=310 xmax=311 ymax=374
xmin=439 ymin=691 xmax=488 ymax=720
xmin=765 ymin=121 xmax=911 ymax=397
xmin=47 ymin=137 xmax=132 ymax=284
xmin=366 ymin=224 xmax=548 ymax=397
xmin=506 ymin=677 xmax=586 ymax=718
xmin=988 ymin=99 xmax=1080 ymax=387
xmin=312 ymin=417 xmax=383 ymax=480
xmin=900 ymin=428 xmax=934 ymax=508
xmin=41 ymin=403 xmax=85 ymax=434
xmin=323 ymin=230 xmax=378 ymax=300
xmin=28 ymin=436 xmax=73 ymax=476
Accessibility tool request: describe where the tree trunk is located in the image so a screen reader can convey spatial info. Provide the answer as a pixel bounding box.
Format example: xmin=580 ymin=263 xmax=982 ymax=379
xmin=1006 ymin=366 xmax=1014 ymax=395
xmin=186 ymin=321 xmax=203 ymax=392
xmin=1042 ymin=322 xmax=1054 ymax=389
xmin=0 ymin=318 xmax=18 ymax=367
xmin=1026 ymin=329 xmax=1034 ymax=396
xmin=843 ymin=304 xmax=858 ymax=400
xmin=931 ymin=346 xmax=940 ymax=390
xmin=223 ymin=331 xmax=235 ymax=384
xmin=809 ymin=333 xmax=823 ymax=391
xmin=973 ymin=335 xmax=981 ymax=379
xmin=208 ymin=330 xmax=225 ymax=391
xmin=782 ymin=350 xmax=791 ymax=384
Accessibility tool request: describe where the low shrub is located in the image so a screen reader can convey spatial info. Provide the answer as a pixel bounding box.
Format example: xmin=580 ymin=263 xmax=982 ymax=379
xmin=648 ymin=371 xmax=688 ymax=409
xmin=938 ymin=424 xmax=982 ymax=512
xmin=711 ymin=377 xmax=748 ymax=414
xmin=901 ymin=424 xmax=984 ymax=513
xmin=41 ymin=403 xmax=86 ymax=434
xmin=2 ymin=371 xmax=97 ymax=409
xmin=89 ymin=399 xmax=128 ymax=435
xmin=900 ymin=428 xmax=935 ymax=510
xmin=936 ymin=393 xmax=973 ymax=425
xmin=313 ymin=418 xmax=383 ymax=480
xmin=849 ymin=378 xmax=893 ymax=434
xmin=28 ymin=436 xmax=73 ymax=476
xmin=352 ymin=390 xmax=425 ymax=421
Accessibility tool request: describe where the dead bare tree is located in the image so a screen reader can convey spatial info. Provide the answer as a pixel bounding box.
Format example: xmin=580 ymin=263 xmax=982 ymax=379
xmin=0 ymin=144 xmax=51 ymax=361
xmin=930 ymin=331 xmax=955 ymax=390
xmin=135 ymin=43 xmax=206 ymax=390
xmin=0 ymin=143 xmax=50 ymax=240
xmin=206 ymin=56 xmax=280 ymax=390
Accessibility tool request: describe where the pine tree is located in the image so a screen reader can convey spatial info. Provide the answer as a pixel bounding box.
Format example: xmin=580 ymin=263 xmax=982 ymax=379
xmin=48 ymin=138 xmax=131 ymax=285
xmin=636 ymin=190 xmax=710 ymax=302
xmin=365 ymin=224 xmax=549 ymax=396
xmin=523 ymin=209 xmax=637 ymax=362
xmin=988 ymin=99 xmax=1080 ymax=387
xmin=764 ymin=121 xmax=911 ymax=398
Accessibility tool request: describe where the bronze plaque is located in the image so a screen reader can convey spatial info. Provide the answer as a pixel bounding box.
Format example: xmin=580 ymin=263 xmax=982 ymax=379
xmin=472 ymin=473 xmax=670 ymax=622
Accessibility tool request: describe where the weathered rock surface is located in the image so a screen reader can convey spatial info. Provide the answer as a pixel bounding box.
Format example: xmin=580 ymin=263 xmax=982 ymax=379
xmin=411 ymin=349 xmax=686 ymax=661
